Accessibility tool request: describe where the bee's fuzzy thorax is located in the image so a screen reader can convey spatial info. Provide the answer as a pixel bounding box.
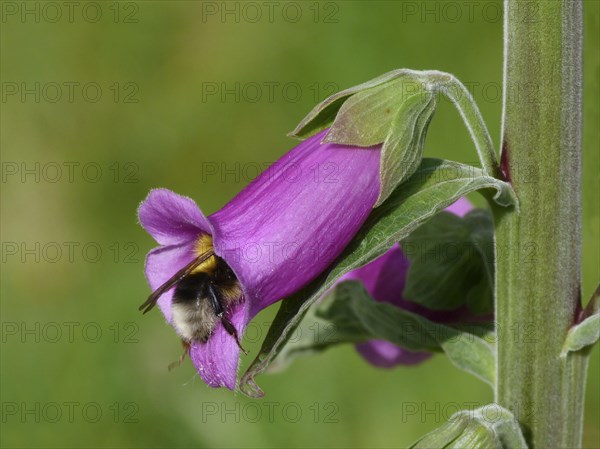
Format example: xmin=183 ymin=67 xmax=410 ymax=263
xmin=192 ymin=233 xmax=217 ymax=274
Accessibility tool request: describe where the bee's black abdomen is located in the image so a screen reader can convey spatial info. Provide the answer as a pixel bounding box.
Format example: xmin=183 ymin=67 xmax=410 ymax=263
xmin=172 ymin=272 xmax=210 ymax=304
xmin=209 ymin=257 xmax=235 ymax=283
xmin=168 ymin=256 xmax=243 ymax=345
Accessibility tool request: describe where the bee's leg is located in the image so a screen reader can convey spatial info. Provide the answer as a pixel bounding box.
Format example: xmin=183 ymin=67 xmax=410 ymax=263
xmin=207 ymin=284 xmax=248 ymax=355
xmin=168 ymin=340 xmax=191 ymax=371
xmin=220 ymin=315 xmax=248 ymax=355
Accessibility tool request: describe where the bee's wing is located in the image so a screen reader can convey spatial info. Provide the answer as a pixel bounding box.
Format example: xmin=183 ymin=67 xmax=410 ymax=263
xmin=139 ymin=250 xmax=215 ymax=314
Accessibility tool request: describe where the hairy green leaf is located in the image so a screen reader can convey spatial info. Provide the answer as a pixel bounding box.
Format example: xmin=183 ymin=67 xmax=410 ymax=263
xmin=401 ymin=209 xmax=495 ymax=313
xmin=270 ymin=282 xmax=495 ymax=386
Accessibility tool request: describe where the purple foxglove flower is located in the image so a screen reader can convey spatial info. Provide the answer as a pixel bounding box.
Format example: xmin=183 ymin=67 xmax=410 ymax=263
xmin=340 ymin=197 xmax=476 ymax=368
xmin=138 ymin=130 xmax=382 ymax=389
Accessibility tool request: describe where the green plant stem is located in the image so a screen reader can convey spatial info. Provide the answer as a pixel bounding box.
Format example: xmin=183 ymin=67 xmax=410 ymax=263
xmin=433 ymin=73 xmax=502 ymax=179
xmin=494 ymin=1 xmax=584 ymax=448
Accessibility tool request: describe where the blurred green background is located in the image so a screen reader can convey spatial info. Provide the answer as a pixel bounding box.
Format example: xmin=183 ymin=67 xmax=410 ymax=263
xmin=1 ymin=1 xmax=598 ymax=448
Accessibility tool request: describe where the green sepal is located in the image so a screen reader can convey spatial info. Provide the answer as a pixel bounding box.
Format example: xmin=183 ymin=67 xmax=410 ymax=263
xmin=238 ymin=158 xmax=513 ymax=397
xmin=318 ymin=75 xmax=436 ymax=205
xmin=288 ymin=69 xmax=418 ymax=140
xmin=322 ymin=78 xmax=431 ymax=147
xmin=377 ymin=92 xmax=436 ymax=205
xmin=409 ymin=405 xmax=528 ymax=449
xmin=401 ymin=209 xmax=495 ymax=314
xmin=289 ymin=69 xmax=504 ymax=205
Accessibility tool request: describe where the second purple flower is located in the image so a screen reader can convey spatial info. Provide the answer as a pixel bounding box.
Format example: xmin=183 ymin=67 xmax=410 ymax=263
xmin=342 ymin=198 xmax=478 ymax=368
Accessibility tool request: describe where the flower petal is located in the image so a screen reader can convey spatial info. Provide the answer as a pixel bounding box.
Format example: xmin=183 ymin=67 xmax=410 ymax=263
xmin=355 ymin=340 xmax=432 ymax=367
xmin=341 ymin=243 xmax=410 ymax=305
xmin=445 ymin=197 xmax=473 ymax=217
xmin=342 ymin=244 xmax=470 ymax=321
xmin=138 ymin=188 xmax=213 ymax=245
xmin=344 ymin=246 xmax=450 ymax=367
xmin=144 ymin=242 xmax=198 ymax=323
xmin=210 ymin=130 xmax=381 ymax=319
xmin=189 ymin=303 xmax=246 ymax=389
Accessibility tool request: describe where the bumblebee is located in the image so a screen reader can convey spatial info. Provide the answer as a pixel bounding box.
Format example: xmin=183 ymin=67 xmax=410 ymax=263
xmin=139 ymin=238 xmax=246 ymax=370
